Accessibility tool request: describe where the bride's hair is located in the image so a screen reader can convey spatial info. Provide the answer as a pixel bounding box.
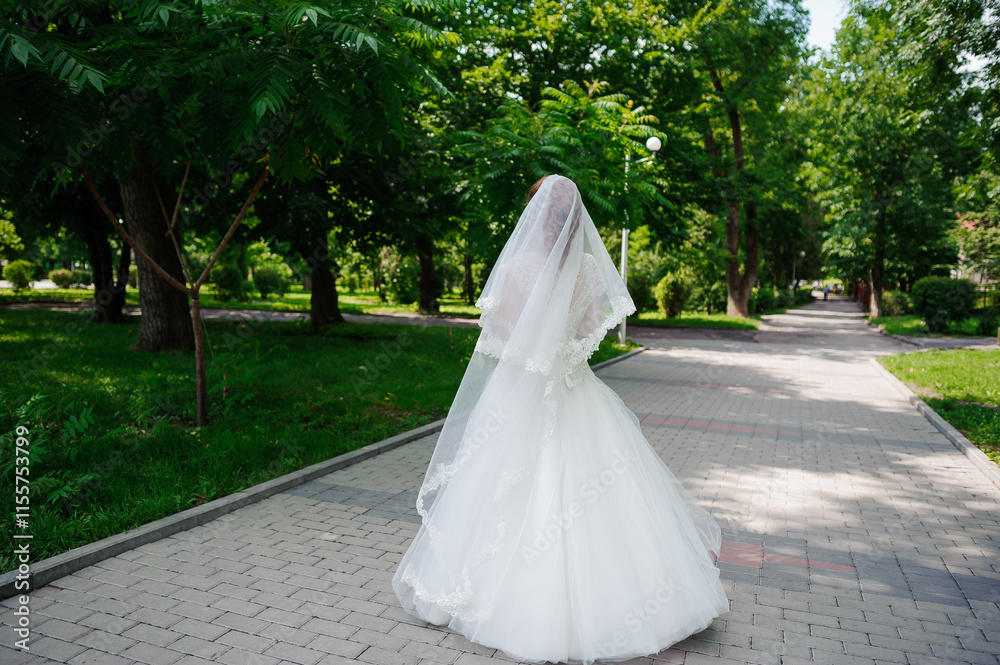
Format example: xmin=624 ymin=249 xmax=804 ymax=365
xmin=541 ymin=178 xmax=581 ymax=253
xmin=525 ymin=175 xmax=549 ymax=206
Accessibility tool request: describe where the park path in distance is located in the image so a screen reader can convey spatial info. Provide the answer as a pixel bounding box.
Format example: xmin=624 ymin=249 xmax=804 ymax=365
xmin=2 ymin=296 xmax=999 ymax=665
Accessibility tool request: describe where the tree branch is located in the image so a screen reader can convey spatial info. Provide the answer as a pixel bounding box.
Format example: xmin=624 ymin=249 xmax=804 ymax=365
xmin=153 ymin=162 xmax=194 ymax=286
xmin=194 ymin=167 xmax=271 ymax=290
xmin=81 ymin=165 xmax=191 ymax=295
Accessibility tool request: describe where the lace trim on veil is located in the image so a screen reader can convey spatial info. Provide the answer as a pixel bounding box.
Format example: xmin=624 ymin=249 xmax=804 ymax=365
xmin=474 ymin=294 xmax=634 ymax=376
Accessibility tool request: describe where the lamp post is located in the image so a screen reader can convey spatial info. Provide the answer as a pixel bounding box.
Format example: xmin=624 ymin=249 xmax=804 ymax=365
xmin=791 ymin=249 xmax=804 ymax=289
xmin=619 ymin=135 xmax=662 ymax=345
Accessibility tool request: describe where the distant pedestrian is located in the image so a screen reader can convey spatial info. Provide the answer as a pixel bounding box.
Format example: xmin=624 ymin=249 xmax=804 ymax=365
xmin=823 ymin=285 xmax=830 ymax=300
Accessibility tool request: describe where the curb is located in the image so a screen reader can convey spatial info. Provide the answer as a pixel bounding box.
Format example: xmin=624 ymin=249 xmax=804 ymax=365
xmin=591 ymin=346 xmax=645 ymax=370
xmin=864 ymin=320 xmax=924 ymax=347
xmin=0 ymin=418 xmax=446 ymax=600
xmin=869 ymin=357 xmax=1000 ymax=493
xmin=865 ymin=320 xmax=998 ymax=349
xmin=0 ymin=345 xmax=645 ymax=600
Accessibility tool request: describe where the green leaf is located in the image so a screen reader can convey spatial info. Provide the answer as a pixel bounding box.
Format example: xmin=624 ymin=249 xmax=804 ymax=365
xmin=87 ymin=71 xmax=104 ymax=94
xmin=10 ymin=37 xmax=29 ymax=67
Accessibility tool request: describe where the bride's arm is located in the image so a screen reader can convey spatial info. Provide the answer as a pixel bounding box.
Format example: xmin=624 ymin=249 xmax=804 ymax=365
xmin=497 ymin=271 xmax=523 ymax=342
xmin=575 ymin=255 xmax=605 ymax=337
xmin=577 ymin=294 xmax=603 ymax=337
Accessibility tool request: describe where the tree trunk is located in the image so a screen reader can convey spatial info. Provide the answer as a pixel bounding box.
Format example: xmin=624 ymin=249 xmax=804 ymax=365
xmin=722 ymin=198 xmax=747 ymax=317
xmin=307 ymin=230 xmax=344 ymax=329
xmin=82 ymin=230 xmax=129 ymax=323
xmin=417 ymin=235 xmax=439 ymax=314
xmin=118 ymin=154 xmax=193 ymax=351
xmin=705 ymin=63 xmax=759 ymax=320
xmin=113 ymin=243 xmax=131 ymax=319
xmin=83 ymin=228 xmax=115 ymax=323
xmin=463 ymin=252 xmax=475 ymax=306
xmin=743 ymin=201 xmax=760 ymax=304
xmin=870 ymin=248 xmax=885 ymax=319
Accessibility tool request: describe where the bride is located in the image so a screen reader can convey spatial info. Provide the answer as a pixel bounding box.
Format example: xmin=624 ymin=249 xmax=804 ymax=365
xmin=391 ymin=174 xmax=729 ymax=664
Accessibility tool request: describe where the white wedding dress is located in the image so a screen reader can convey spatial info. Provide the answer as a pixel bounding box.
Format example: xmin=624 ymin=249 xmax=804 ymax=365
xmin=392 ymin=176 xmax=729 ymax=664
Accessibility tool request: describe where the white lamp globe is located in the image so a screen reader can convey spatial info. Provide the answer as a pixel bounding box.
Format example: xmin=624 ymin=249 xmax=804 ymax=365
xmin=645 ymin=136 xmax=662 ymax=152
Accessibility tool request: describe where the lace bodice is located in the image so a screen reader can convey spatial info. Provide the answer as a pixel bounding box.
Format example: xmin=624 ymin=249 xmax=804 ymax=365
xmin=566 ymin=253 xmax=606 ymax=340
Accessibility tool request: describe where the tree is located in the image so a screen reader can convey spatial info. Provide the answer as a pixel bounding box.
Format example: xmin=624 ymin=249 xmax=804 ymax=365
xmin=457 ymin=80 xmax=672 ymax=247
xmin=803 ymin=0 xmax=982 ymax=316
xmin=8 ymin=180 xmax=132 ymax=322
xmin=0 ymin=212 xmax=24 ymax=261
xmin=675 ymin=0 xmax=809 ymax=317
xmin=3 ymin=0 xmax=460 ymax=424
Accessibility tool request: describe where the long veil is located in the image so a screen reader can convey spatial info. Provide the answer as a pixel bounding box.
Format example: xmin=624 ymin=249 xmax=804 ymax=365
xmin=420 ymin=175 xmax=633 ymax=532
xmin=393 ymin=175 xmax=722 ymax=631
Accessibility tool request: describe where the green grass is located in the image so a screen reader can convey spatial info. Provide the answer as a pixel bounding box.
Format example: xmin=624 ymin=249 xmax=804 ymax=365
xmin=879 ymin=349 xmax=1000 ymax=467
xmin=0 ymin=308 xmax=634 ymax=572
xmin=629 ymin=310 xmax=760 ymax=330
xmin=591 ymin=336 xmax=641 ymax=365
xmin=871 ymin=314 xmax=997 ymax=338
xmin=338 ymin=292 xmax=481 ymax=318
xmin=1 ymin=285 xmax=484 ymax=318
xmin=0 ymin=287 xmax=141 ymax=306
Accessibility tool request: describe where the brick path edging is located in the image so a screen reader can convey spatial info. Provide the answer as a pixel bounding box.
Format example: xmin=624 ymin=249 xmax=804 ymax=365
xmin=0 ymin=346 xmax=645 ymax=601
xmin=869 ymin=356 xmax=1000 ymax=492
xmin=0 ymin=420 xmax=447 ymax=601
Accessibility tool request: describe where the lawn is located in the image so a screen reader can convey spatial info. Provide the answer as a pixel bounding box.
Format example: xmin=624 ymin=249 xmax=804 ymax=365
xmin=0 ymin=284 xmax=481 ymax=318
xmin=629 ymin=310 xmax=760 ymax=330
xmin=0 ymin=308 xmax=635 ymax=572
xmin=2 ymin=285 xmax=788 ymax=330
xmin=871 ymin=314 xmax=998 ymax=338
xmin=879 ymin=348 xmax=1000 ymax=467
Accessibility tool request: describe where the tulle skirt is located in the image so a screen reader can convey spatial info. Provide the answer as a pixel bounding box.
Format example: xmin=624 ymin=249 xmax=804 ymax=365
xmin=392 ymin=361 xmax=729 ymax=664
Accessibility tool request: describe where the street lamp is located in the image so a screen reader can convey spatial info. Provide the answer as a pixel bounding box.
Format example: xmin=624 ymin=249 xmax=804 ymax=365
xmin=792 ymin=249 xmax=804 ymax=289
xmin=619 ymin=136 xmax=662 ymax=344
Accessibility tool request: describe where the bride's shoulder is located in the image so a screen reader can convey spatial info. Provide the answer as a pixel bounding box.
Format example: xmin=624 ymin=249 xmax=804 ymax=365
xmin=512 ymin=250 xmax=546 ymax=272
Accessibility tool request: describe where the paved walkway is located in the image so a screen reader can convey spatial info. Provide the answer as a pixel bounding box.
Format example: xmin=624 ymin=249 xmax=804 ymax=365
xmin=3 ymin=298 xmax=999 ymax=665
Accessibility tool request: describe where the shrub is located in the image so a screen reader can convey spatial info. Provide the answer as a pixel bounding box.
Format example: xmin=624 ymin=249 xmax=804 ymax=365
xmin=71 ymin=269 xmax=91 ymax=287
xmin=974 ymin=310 xmax=999 ymax=337
xmin=627 ymin=271 xmax=657 ymax=313
xmin=210 ymin=263 xmax=247 ymax=302
xmin=49 ymin=268 xmax=75 ymax=288
xmin=794 ymin=286 xmax=814 ymax=305
xmin=127 ymin=265 xmax=138 ymax=288
xmin=978 ymin=318 xmax=999 ymax=337
xmin=775 ymin=288 xmax=794 ymax=309
xmin=3 ymin=260 xmax=36 ymax=291
xmin=881 ymin=290 xmax=911 ymax=317
xmin=653 ymin=269 xmax=692 ymax=318
xmin=252 ymin=268 xmax=280 ymax=299
xmin=911 ymin=277 xmax=977 ymax=333
xmin=277 ymin=276 xmax=292 ymax=297
xmin=689 ymin=281 xmax=728 ymax=314
xmin=385 ymin=255 xmax=420 ymax=304
xmin=753 ymin=287 xmax=775 ymax=313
